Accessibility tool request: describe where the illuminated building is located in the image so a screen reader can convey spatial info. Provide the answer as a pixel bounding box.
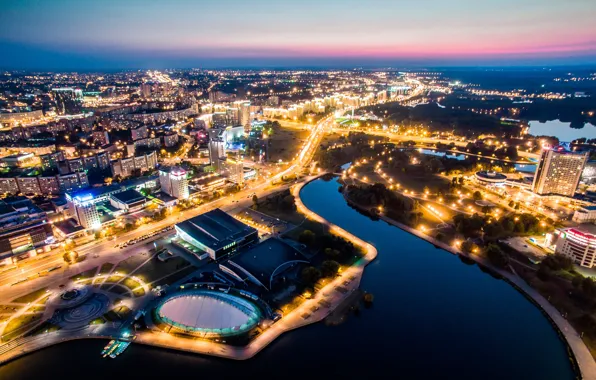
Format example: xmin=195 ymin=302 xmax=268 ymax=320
xmin=555 ymin=226 xmax=596 ymax=268
xmin=163 ymin=132 xmax=179 ymax=147
xmin=73 ymin=198 xmax=101 ymax=230
xmin=0 ymin=197 xmax=54 ymax=265
xmin=40 ymin=151 xmax=65 ymax=171
xmin=175 ymin=208 xmax=258 ymax=260
xmin=92 ymin=129 xmax=110 ymax=146
xmin=208 ymin=128 xmax=226 ymax=172
xmin=532 ymin=147 xmax=588 ymax=197
xmin=159 ymin=166 xmax=189 ymax=199
xmin=131 ymin=125 xmax=149 ymax=141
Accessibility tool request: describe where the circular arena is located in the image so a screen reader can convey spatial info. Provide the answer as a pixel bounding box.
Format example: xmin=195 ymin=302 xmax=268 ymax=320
xmin=155 ymin=290 xmax=262 ymax=338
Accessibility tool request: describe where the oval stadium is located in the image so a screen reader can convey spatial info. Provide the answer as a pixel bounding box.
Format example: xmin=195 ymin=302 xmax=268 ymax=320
xmin=155 ymin=290 xmax=263 ymax=338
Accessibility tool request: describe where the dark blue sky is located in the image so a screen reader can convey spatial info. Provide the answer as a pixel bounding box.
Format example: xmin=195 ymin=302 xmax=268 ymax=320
xmin=1 ymin=0 xmax=595 ymax=70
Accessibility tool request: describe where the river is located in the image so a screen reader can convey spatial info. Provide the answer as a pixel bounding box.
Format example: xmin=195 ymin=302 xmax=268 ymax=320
xmin=0 ymin=177 xmax=576 ymax=379
xmin=529 ymin=119 xmax=596 ymax=142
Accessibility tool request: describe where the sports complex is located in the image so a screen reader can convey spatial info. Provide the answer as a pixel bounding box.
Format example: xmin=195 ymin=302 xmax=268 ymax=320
xmin=154 ymin=289 xmax=264 ymax=338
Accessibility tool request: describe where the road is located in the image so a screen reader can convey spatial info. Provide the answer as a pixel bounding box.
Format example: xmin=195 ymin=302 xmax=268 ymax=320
xmin=0 ymin=114 xmax=335 ymax=302
xmin=0 ymin=81 xmax=423 ymax=306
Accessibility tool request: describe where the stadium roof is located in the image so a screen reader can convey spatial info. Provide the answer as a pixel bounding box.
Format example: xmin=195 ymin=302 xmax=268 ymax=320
xmin=175 ymin=208 xmax=257 ymax=252
xmin=221 ymin=238 xmax=308 ymax=289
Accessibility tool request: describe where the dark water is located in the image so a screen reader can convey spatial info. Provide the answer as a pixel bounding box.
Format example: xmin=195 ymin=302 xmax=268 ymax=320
xmin=0 ymin=177 xmax=575 ymax=380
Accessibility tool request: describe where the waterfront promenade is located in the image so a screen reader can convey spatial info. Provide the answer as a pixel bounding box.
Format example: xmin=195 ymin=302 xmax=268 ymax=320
xmin=0 ymin=177 xmax=378 ymax=363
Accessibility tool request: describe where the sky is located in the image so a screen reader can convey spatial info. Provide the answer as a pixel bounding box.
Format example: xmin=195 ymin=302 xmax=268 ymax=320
xmin=1 ymin=0 xmax=595 ymax=70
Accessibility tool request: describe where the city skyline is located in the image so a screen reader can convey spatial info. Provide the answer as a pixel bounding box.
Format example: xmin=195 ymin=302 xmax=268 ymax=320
xmin=1 ymin=0 xmax=596 ymax=69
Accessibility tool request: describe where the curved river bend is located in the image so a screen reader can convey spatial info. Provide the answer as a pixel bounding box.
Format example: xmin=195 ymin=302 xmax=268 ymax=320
xmin=0 ymin=177 xmax=576 ymax=380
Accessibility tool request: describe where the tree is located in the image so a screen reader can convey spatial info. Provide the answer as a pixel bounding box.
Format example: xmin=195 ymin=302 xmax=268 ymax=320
xmin=324 ymin=248 xmax=341 ymax=259
xmin=301 ymin=266 xmax=321 ymax=285
xmin=486 ymin=243 xmax=509 ymax=268
xmin=482 ymin=205 xmax=491 ymax=215
xmin=298 ymin=230 xmax=316 ymax=246
xmin=473 ymin=191 xmax=483 ymax=201
xmin=252 ymin=194 xmax=259 ymax=207
xmin=321 ymin=260 xmax=340 ymax=278
xmin=63 ymin=251 xmax=79 ymax=264
xmin=582 ymin=277 xmax=596 ymax=298
xmin=461 ymin=240 xmax=480 ymax=255
xmin=541 ymin=254 xmax=574 ymax=272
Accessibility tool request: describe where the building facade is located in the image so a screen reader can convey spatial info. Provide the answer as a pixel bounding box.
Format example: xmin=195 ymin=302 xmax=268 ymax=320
xmin=532 ymin=147 xmax=588 ymax=197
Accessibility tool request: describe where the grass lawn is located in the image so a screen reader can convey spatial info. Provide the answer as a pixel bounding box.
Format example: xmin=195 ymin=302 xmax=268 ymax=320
xmin=132 ymin=256 xmax=193 ymax=284
xmin=257 ymin=206 xmax=305 ymax=226
xmin=100 ymin=283 xmax=130 ymax=295
xmin=106 ymin=275 xmax=123 ymax=283
xmin=25 ymin=321 xmax=61 ymax=337
xmin=153 ymin=266 xmax=197 ymax=287
xmin=103 ymin=306 xmax=131 ymax=322
xmin=12 ymin=288 xmax=49 ymax=304
xmin=28 ymin=305 xmax=46 ymax=313
xmin=99 ymin=262 xmax=115 ymax=275
xmin=268 ymin=127 xmax=310 ymax=163
xmin=113 ymin=254 xmax=150 ymax=275
xmin=2 ymin=313 xmax=43 ymax=342
xmin=89 ymin=317 xmax=105 ymax=325
xmin=69 ymin=266 xmax=99 ymax=281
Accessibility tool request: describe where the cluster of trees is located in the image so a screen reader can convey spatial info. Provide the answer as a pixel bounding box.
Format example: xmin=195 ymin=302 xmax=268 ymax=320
xmin=453 ymin=212 xmax=548 ymax=240
xmin=300 ymin=259 xmax=341 ymax=286
xmin=345 ymin=183 xmax=421 ymax=225
xmin=298 ymin=228 xmax=359 ymax=265
xmin=359 ymin=102 xmax=519 ymax=138
xmin=464 ymin=142 xmax=519 ymax=161
xmin=316 ymin=132 xmax=388 ymax=169
xmin=254 ymin=189 xmax=297 ymax=213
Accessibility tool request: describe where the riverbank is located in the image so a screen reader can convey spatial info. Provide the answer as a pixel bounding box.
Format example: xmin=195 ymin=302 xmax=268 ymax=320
xmin=342 ymin=182 xmax=595 ymax=380
xmin=0 ymin=175 xmax=378 ymax=364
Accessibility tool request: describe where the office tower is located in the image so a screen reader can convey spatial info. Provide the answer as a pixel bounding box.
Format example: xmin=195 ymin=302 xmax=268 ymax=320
xmin=159 ymin=166 xmax=189 ymax=199
xmin=208 ymin=128 xmax=226 ymax=172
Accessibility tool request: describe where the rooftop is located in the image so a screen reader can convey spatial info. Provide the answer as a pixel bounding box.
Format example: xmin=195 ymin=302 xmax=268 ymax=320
xmin=222 ymin=238 xmax=308 ymax=289
xmin=111 ymin=189 xmax=145 ymax=204
xmin=175 ymin=208 xmax=257 ymax=251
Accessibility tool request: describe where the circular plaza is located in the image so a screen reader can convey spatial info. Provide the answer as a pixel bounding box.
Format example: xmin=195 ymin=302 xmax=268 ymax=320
xmin=155 ymin=289 xmax=263 ymax=338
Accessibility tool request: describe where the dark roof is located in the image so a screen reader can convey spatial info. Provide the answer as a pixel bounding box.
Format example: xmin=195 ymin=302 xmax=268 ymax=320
xmin=224 ymin=238 xmax=308 ymax=288
xmin=175 ymin=208 xmax=256 ymax=251
xmin=111 ymin=189 xmax=145 ymax=204
xmin=54 ymin=219 xmax=84 ymax=235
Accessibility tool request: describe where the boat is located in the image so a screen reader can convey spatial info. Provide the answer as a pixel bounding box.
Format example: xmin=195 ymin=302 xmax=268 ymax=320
xmin=101 ymin=340 xmax=116 ymax=357
xmin=108 ymin=341 xmax=131 ymax=359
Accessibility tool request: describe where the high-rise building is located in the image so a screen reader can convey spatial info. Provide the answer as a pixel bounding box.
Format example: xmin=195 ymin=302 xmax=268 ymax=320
xmin=208 ymin=128 xmax=226 ymax=172
xmin=92 ymin=130 xmax=110 ymax=146
xmin=40 ymin=151 xmax=65 ymax=171
xmin=131 ymin=125 xmax=148 ymax=141
xmin=532 ymin=147 xmax=588 ymax=197
xmin=75 ymin=201 xmax=101 ymax=230
xmin=159 ymin=166 xmax=189 ymax=199
xmin=555 ymin=226 xmax=596 ymax=268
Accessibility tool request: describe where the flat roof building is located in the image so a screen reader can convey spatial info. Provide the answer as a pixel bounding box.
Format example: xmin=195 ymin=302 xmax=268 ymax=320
xmin=175 ymin=208 xmax=258 ymax=260
xmin=110 ymin=189 xmax=146 ymax=212
xmin=219 ymin=238 xmax=308 ymax=290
